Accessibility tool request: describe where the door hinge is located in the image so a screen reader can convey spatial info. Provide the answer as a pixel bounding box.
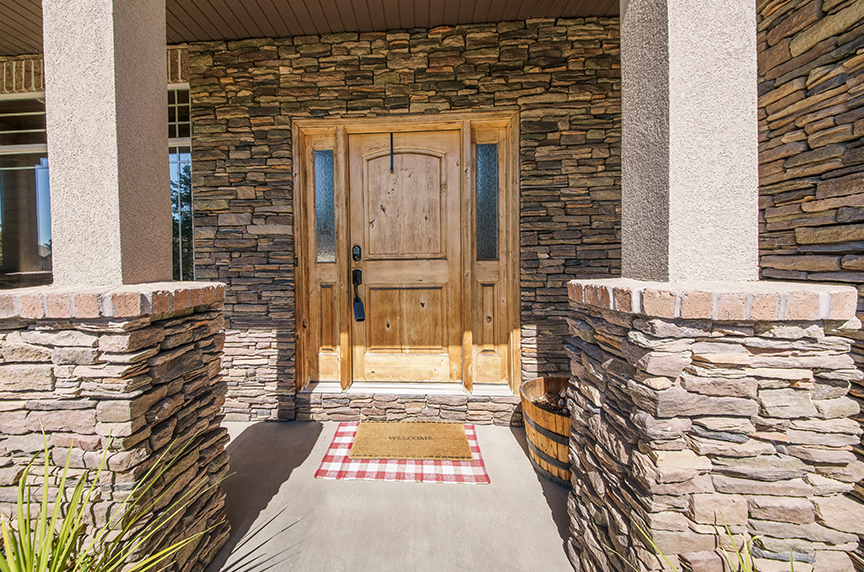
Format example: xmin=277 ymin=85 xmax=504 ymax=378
xmin=294 ymin=256 xmax=298 ymax=267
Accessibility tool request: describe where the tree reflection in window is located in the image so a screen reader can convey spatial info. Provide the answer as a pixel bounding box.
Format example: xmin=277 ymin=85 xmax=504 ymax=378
xmin=170 ymin=148 xmax=193 ymax=281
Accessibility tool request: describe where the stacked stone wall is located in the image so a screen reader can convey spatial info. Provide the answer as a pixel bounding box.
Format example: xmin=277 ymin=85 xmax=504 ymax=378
xmin=567 ymin=280 xmax=862 ymax=572
xmin=0 ymin=283 xmax=230 ymax=572
xmin=296 ymin=392 xmax=521 ymax=425
xmin=756 ymin=1 xmax=864 ymax=567
xmin=186 ymin=18 xmax=622 ymax=418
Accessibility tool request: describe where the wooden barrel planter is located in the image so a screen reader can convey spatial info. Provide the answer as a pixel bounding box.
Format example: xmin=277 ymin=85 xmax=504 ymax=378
xmin=520 ymin=376 xmax=572 ymax=488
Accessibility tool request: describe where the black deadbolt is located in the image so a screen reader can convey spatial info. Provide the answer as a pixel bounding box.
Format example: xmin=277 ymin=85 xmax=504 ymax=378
xmin=352 ymin=245 xmax=362 ymax=261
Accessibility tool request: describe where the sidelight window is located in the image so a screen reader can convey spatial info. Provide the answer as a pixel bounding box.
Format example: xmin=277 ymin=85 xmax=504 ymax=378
xmin=169 ymin=87 xmax=193 ymax=281
xmin=476 ymin=143 xmax=498 ymax=261
xmin=314 ymin=149 xmax=336 ymax=263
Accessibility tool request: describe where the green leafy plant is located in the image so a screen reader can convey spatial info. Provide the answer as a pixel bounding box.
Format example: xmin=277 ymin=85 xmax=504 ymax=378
xmin=0 ymin=435 xmax=221 ymax=572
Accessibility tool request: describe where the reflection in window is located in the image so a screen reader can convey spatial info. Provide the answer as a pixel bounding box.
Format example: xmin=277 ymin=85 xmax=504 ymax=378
xmin=0 ymin=89 xmax=195 ymax=289
xmin=476 ymin=143 xmax=498 ymax=261
xmin=315 ymin=149 xmax=336 ymax=263
xmin=0 ymin=97 xmax=52 ymax=288
xmin=170 ymin=147 xmax=193 ymax=281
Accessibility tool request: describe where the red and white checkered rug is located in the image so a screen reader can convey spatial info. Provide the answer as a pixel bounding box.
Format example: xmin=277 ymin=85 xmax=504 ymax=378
xmin=314 ymin=422 xmax=491 ymax=485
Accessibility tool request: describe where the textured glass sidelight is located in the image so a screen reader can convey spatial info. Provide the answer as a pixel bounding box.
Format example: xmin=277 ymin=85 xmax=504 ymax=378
xmin=476 ymin=143 xmax=498 ymax=261
xmin=315 ymin=149 xmax=336 ymax=263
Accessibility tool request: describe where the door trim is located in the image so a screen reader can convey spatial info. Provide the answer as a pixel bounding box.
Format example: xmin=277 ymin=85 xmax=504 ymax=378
xmin=293 ymin=111 xmax=521 ymax=394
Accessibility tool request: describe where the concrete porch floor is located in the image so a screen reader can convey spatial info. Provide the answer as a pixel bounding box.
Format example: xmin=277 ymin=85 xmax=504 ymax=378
xmin=206 ymin=421 xmax=573 ymax=572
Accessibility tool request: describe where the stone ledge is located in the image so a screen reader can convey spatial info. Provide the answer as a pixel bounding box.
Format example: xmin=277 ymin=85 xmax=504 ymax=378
xmin=569 ymin=278 xmax=858 ymax=321
xmin=0 ymin=281 xmax=226 ymax=320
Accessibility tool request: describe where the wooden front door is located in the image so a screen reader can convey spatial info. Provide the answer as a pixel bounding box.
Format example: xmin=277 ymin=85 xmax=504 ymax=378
xmin=294 ymin=113 xmax=520 ymax=393
xmin=348 ymin=131 xmax=462 ymax=383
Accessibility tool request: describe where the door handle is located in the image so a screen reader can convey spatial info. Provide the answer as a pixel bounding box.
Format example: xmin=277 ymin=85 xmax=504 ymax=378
xmin=352 ymin=269 xmax=365 ymax=322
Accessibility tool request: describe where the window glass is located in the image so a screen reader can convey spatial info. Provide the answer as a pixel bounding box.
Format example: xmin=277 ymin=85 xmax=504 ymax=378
xmin=170 ymin=146 xmax=193 ymax=281
xmin=476 ymin=143 xmax=498 ymax=261
xmin=168 ymin=88 xmax=191 ymax=140
xmin=315 ymin=149 xmax=336 ymax=263
xmin=0 ymin=98 xmax=51 ymax=288
xmin=0 ymin=99 xmax=46 ymax=146
xmin=0 ymin=88 xmax=194 ymax=289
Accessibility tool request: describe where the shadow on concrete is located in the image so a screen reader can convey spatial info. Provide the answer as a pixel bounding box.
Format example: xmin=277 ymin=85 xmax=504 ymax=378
xmin=206 ymin=421 xmax=322 ymax=572
xmin=510 ymin=426 xmax=571 ymax=549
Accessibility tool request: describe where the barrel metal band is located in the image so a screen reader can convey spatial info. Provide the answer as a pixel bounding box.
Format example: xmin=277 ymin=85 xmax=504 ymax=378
xmin=527 ymin=438 xmax=571 ymax=472
xmin=524 ymin=415 xmax=569 ymax=445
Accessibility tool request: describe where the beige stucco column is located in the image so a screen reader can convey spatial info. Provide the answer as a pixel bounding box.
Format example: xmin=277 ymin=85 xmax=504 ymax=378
xmin=43 ymin=0 xmax=172 ymax=287
xmin=620 ymin=0 xmax=760 ymax=282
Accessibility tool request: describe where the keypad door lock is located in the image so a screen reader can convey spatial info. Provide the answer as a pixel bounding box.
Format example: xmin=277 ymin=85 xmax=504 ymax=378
xmin=352 ymin=245 xmax=362 ymax=262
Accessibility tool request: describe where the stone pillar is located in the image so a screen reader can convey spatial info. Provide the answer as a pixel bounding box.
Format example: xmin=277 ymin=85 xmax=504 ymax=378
xmin=0 ymin=283 xmax=230 ymax=572
xmin=620 ymin=0 xmax=759 ymax=282
xmin=566 ymin=280 xmax=864 ymax=572
xmin=42 ymin=0 xmax=172 ymax=287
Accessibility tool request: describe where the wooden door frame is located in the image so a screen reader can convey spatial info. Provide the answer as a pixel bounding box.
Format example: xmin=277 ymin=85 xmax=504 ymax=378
xmin=293 ymin=110 xmax=521 ymax=394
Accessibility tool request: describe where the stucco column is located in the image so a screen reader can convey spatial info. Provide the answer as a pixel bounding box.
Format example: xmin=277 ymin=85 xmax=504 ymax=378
xmin=620 ymin=0 xmax=759 ymax=282
xmin=43 ymin=0 xmax=172 ymax=287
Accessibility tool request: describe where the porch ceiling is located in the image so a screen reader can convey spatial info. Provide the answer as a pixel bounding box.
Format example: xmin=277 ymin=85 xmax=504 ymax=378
xmin=0 ymin=0 xmax=619 ymax=57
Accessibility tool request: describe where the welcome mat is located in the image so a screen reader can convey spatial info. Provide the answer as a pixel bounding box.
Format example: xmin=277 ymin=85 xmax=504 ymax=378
xmin=349 ymin=421 xmax=473 ymax=460
xmin=315 ymin=422 xmax=490 ymax=484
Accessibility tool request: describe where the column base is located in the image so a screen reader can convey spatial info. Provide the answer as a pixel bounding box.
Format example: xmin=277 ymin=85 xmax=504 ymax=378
xmin=566 ymin=278 xmax=862 ymax=572
xmin=0 ymin=282 xmax=230 ymax=572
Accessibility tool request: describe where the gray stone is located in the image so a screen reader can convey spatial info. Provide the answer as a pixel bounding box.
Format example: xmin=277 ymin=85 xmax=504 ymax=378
xmin=99 ymin=328 xmax=165 ymax=353
xmin=813 ymin=550 xmax=855 ymax=572
xmin=692 ymin=417 xmax=756 ymax=434
xmin=630 ymin=383 xmax=759 ymax=419
xmin=95 ymin=386 xmax=168 ymax=423
xmin=813 ymin=397 xmax=859 ymax=418
xmin=758 ymin=389 xmax=818 ymax=418
xmin=690 ymin=423 xmax=749 ymax=443
xmin=686 ymin=435 xmax=775 ymax=458
xmin=748 ymin=519 xmax=858 ymax=545
xmin=786 ymin=430 xmax=859 ymax=447
xmin=2 ymin=343 xmax=52 ymax=362
xmin=713 ymin=475 xmax=812 ymax=497
xmin=689 ymin=493 xmax=748 ymax=525
xmin=0 ymin=411 xmax=27 ymax=435
xmin=20 ymin=330 xmax=98 ymax=347
xmin=748 ymin=496 xmax=815 ymax=524
xmin=0 ymin=365 xmax=54 ymax=392
xmin=5 ymin=434 xmax=46 ymax=454
xmin=786 ymin=445 xmax=855 ymax=464
xmin=630 ymin=411 xmax=691 ymax=440
xmin=52 ymin=346 xmax=100 ymax=365
xmin=632 ymin=449 xmax=712 ymax=484
xmin=633 ymin=319 xmax=713 ymax=338
xmin=25 ymin=410 xmax=96 ymax=434
xmin=680 ymin=372 xmax=758 ymax=398
xmin=711 ymin=455 xmax=809 ymax=481
xmin=812 ymin=496 xmax=864 ymax=535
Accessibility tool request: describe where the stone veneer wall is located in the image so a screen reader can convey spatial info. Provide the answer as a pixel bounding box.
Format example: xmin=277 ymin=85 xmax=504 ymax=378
xmin=0 ymin=283 xmax=229 ymax=572
xmin=296 ymin=392 xmax=521 ymax=425
xmin=755 ymin=1 xmax=864 ymax=567
xmin=187 ymin=18 xmax=621 ymax=419
xmin=566 ymin=279 xmax=863 ymax=572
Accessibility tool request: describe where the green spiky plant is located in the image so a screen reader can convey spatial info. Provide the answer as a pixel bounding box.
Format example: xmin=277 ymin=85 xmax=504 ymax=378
xmin=604 ymin=516 xmax=794 ymax=572
xmin=0 ymin=435 xmax=221 ymax=572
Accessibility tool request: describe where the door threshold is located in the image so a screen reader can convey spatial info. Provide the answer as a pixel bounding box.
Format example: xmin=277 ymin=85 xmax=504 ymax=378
xmin=300 ymin=381 xmax=516 ymax=396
